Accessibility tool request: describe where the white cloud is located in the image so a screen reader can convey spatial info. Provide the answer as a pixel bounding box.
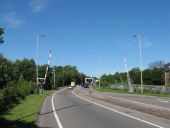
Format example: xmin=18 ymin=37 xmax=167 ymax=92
xmin=29 ymin=0 xmax=49 ymax=13
xmin=1 ymin=12 xmax=24 ymax=28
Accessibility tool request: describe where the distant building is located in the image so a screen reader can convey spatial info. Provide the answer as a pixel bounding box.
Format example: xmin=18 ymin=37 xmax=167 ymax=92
xmin=164 ymin=63 xmax=170 ymax=86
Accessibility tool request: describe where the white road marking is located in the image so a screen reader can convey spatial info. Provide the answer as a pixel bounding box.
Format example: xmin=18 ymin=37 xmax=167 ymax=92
xmin=51 ymin=90 xmax=64 ymax=128
xmin=158 ymin=99 xmax=168 ymax=103
xmin=98 ymin=90 xmax=170 ymax=111
xmin=110 ymin=95 xmax=170 ymax=111
xmin=72 ymin=91 xmax=165 ymax=128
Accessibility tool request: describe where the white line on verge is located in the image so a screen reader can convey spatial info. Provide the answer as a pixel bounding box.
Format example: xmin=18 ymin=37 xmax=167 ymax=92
xmin=158 ymin=99 xmax=168 ymax=103
xmin=118 ymin=97 xmax=170 ymax=111
xmin=72 ymin=91 xmax=164 ymax=128
xmin=99 ymin=91 xmax=170 ymax=111
xmin=51 ymin=90 xmax=63 ymax=128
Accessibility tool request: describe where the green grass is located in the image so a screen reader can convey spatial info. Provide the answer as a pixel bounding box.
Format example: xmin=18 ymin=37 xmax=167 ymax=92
xmin=0 ymin=90 xmax=56 ymax=128
xmin=94 ymin=86 xmax=170 ymax=98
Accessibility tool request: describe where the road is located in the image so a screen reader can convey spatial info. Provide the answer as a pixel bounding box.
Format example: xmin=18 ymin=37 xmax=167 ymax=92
xmin=38 ymin=88 xmax=168 ymax=128
xmin=97 ymin=90 xmax=170 ymax=110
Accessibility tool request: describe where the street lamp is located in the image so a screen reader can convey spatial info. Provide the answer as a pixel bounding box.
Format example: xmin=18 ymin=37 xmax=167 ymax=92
xmin=63 ymin=67 xmax=64 ymax=86
xmin=36 ymin=34 xmax=45 ymax=86
xmin=99 ymin=75 xmax=101 ymax=89
xmin=133 ymin=34 xmax=143 ymax=94
xmin=53 ymin=68 xmax=55 ymax=89
xmin=96 ymin=59 xmax=101 ymax=89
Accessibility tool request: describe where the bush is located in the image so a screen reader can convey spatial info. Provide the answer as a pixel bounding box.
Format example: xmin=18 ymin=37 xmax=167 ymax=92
xmin=17 ymin=75 xmax=38 ymax=95
xmin=101 ymin=81 xmax=110 ymax=87
xmin=29 ymin=82 xmax=38 ymax=94
xmin=0 ymin=87 xmax=24 ymax=111
xmin=0 ymin=78 xmax=38 ymax=111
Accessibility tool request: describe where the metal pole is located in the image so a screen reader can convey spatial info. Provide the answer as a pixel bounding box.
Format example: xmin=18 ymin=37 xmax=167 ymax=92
xmin=54 ymin=69 xmax=55 ymax=89
xmin=123 ymin=56 xmax=133 ymax=92
xmin=138 ymin=35 xmax=143 ymax=94
xmin=99 ymin=76 xmax=101 ymax=89
xmin=36 ymin=35 xmax=39 ymax=86
xmin=63 ymin=67 xmax=64 ymax=86
xmin=165 ymin=72 xmax=166 ymax=86
xmin=97 ymin=59 xmax=101 ymax=89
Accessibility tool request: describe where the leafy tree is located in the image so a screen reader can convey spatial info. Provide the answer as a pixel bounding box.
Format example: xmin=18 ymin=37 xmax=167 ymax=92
xmin=149 ymin=61 xmax=165 ymax=69
xmin=14 ymin=59 xmax=36 ymax=82
xmin=0 ymin=28 xmax=4 ymax=45
xmin=38 ymin=64 xmax=52 ymax=89
xmin=119 ymin=72 xmax=127 ymax=84
xmin=0 ymin=54 xmax=14 ymax=88
xmin=51 ymin=65 xmax=85 ymax=87
xmin=151 ymin=68 xmax=164 ymax=85
xmin=113 ymin=72 xmax=122 ymax=84
xmin=143 ymin=69 xmax=152 ymax=85
xmin=129 ymin=67 xmax=140 ymax=84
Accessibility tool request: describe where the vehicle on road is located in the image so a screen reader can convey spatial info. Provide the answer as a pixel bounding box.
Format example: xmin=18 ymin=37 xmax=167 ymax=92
xmin=68 ymin=86 xmax=73 ymax=89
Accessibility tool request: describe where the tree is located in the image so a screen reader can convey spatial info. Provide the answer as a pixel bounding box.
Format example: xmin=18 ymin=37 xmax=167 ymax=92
xmin=119 ymin=72 xmax=127 ymax=84
xmin=38 ymin=64 xmax=53 ymax=89
xmin=63 ymin=65 xmax=79 ymax=85
xmin=149 ymin=61 xmax=165 ymax=69
xmin=0 ymin=28 xmax=4 ymax=45
xmin=0 ymin=54 xmax=14 ymax=88
xmin=14 ymin=59 xmax=36 ymax=82
xmin=148 ymin=61 xmax=165 ymax=85
xmin=143 ymin=69 xmax=152 ymax=85
xmin=129 ymin=67 xmax=140 ymax=84
xmin=114 ymin=72 xmax=123 ymax=84
xmin=52 ymin=65 xmax=85 ymax=87
xmin=151 ymin=68 xmax=164 ymax=85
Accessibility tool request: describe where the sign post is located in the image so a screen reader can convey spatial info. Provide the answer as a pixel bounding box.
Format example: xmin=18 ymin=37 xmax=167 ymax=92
xmin=165 ymin=63 xmax=170 ymax=87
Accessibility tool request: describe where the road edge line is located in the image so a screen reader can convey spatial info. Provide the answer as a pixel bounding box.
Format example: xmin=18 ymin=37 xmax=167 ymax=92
xmin=72 ymin=90 xmax=164 ymax=128
xmin=51 ymin=89 xmax=64 ymax=128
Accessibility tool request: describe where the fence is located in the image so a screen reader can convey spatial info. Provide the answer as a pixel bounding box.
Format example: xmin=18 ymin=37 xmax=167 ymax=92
xmin=109 ymin=84 xmax=170 ymax=94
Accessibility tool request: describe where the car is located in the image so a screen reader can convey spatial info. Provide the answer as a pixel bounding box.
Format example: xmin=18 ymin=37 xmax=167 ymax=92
xmin=68 ymin=86 xmax=73 ymax=89
xmin=83 ymin=83 xmax=89 ymax=88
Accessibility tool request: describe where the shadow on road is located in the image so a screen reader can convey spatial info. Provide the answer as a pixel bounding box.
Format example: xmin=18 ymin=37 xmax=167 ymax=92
xmin=0 ymin=117 xmax=38 ymax=128
xmin=39 ymin=103 xmax=92 ymax=116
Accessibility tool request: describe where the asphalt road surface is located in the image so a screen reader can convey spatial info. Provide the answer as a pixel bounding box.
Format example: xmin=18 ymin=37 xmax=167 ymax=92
xmin=97 ymin=90 xmax=170 ymax=110
xmin=38 ymin=88 xmax=168 ymax=128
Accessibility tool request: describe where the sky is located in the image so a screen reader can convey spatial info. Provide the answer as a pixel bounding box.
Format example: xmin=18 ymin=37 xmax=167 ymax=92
xmin=0 ymin=0 xmax=170 ymax=77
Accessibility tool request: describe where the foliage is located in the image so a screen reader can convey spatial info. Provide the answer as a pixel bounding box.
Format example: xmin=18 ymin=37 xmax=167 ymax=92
xmin=0 ymin=90 xmax=55 ymax=128
xmin=149 ymin=60 xmax=165 ymax=69
xmin=38 ymin=64 xmax=52 ymax=89
xmin=0 ymin=27 xmax=4 ymax=45
xmin=51 ymin=65 xmax=86 ymax=87
xmin=95 ymin=87 xmax=170 ymax=98
xmin=100 ymin=61 xmax=165 ymax=87
xmin=14 ymin=59 xmax=36 ymax=82
xmin=0 ymin=28 xmax=85 ymax=113
xmin=0 ymin=54 xmax=14 ymax=88
xmin=0 ymin=75 xmax=38 ymax=111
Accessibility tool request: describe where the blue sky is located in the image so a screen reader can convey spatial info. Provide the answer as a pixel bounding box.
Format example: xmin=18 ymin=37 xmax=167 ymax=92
xmin=0 ymin=0 xmax=170 ymax=77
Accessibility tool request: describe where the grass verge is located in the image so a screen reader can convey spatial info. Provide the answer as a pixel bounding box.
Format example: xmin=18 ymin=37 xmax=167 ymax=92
xmin=94 ymin=86 xmax=170 ymax=98
xmin=0 ymin=90 xmax=56 ymax=128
